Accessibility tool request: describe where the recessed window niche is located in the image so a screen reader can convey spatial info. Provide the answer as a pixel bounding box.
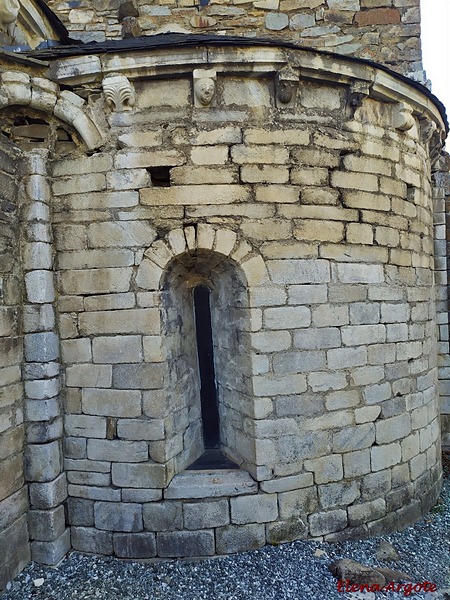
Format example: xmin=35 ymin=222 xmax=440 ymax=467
xmin=160 ymin=250 xmax=255 ymax=476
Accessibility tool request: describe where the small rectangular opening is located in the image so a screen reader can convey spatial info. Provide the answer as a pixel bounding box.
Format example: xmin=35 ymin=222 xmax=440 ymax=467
xmin=148 ymin=166 xmax=172 ymax=187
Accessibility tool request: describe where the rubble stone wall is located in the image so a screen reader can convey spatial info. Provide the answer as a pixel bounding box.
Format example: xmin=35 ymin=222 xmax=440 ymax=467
xmin=0 ymin=143 xmax=30 ymax=589
xmin=48 ymin=55 xmax=443 ymax=556
xmin=46 ymin=0 xmax=423 ymax=80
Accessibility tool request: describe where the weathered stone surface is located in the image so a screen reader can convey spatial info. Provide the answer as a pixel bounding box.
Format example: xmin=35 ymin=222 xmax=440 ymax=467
xmin=165 ymin=471 xmax=257 ymax=499
xmin=157 ymin=530 xmax=215 ymax=557
xmin=95 ymin=502 xmax=143 ymax=532
xmin=71 ymin=526 xmax=113 ymax=555
xmin=216 ymin=524 xmax=265 ymax=554
xmin=113 ymin=533 xmax=156 ymax=558
xmin=112 ymin=462 xmax=166 ymax=488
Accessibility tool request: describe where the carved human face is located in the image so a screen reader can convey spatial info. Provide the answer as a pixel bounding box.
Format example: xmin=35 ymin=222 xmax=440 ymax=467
xmin=277 ymin=79 xmax=295 ymax=104
xmin=194 ymin=78 xmax=215 ymax=106
xmin=0 ymin=0 xmax=20 ymax=27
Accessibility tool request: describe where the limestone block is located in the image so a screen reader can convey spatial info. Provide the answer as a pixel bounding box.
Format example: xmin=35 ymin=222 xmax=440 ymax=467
xmin=348 ymin=498 xmax=386 ymax=527
xmin=253 ymin=374 xmax=307 ymax=396
xmin=304 ymin=455 xmax=343 ymax=484
xmin=24 ymin=332 xmax=59 ymax=362
xmin=87 ymin=440 xmax=148 ymax=463
xmin=230 ymin=493 xmax=278 ymax=525
xmin=363 ymin=382 xmax=391 ymax=404
xmin=79 ymin=309 xmax=160 ymax=335
xmin=376 ymin=414 xmax=411 ymax=444
xmin=71 ymin=526 xmax=113 ymax=555
xmin=117 ymin=419 xmax=164 ymax=441
xmin=135 ymin=260 xmax=163 ymax=291
xmin=0 ymin=492 xmax=27 ymax=556
xmin=23 ymin=304 xmax=55 ymax=334
xmin=65 ymin=415 xmax=107 ymax=439
xmin=112 ymin=363 xmax=164 ymax=389
xmin=142 ymin=337 xmax=163 ymax=362
xmin=371 ymin=443 xmax=401 ymax=471
xmin=87 ymin=221 xmax=157 ymax=249
xmin=68 ymin=485 xmax=121 ymax=502
xmin=240 ymin=256 xmax=269 ymax=286
xmin=332 ymin=424 xmax=375 ymax=453
xmin=325 ymin=390 xmax=360 ymax=411
xmin=142 ymin=502 xmax=182 ymax=531
xmin=157 ymin=530 xmax=215 ymax=557
xmin=331 ymin=170 xmax=378 ymax=192
xmin=25 ymin=441 xmax=61 ymax=482
xmin=23 ymin=243 xmax=52 ymax=271
xmin=61 ymin=338 xmax=91 ymax=364
xmin=264 ymin=306 xmax=311 ymax=330
xmin=135 ymin=79 xmax=190 ymax=109
xmin=268 ymin=259 xmax=330 ymax=284
xmin=52 ymin=174 xmax=106 ymax=196
xmin=343 ymin=449 xmax=371 ymax=478
xmin=25 ymin=176 xmax=51 ymax=203
xmin=278 ymin=486 xmax=318 ymax=520
xmin=165 ymin=471 xmax=257 ymax=499
xmin=327 ymin=347 xmax=367 ymax=369
xmin=53 ymin=154 xmax=113 ymax=177
xmin=111 ymin=462 xmax=166 ymax=488
xmin=273 ymin=350 xmax=325 ymax=374
xmin=307 ymin=373 xmax=348 ymax=393
xmin=231 ymin=145 xmax=288 ymax=164
xmin=319 ymin=480 xmax=360 ymax=511
xmin=354 ymin=405 xmax=381 ymax=423
xmin=67 ymin=498 xmax=94 ymax=527
xmin=140 ymin=185 xmax=250 ymax=206
xmin=106 ymin=169 xmax=150 ymax=190
xmin=184 ymin=500 xmax=229 ymax=530
xmin=113 ymin=532 xmax=157 ymax=558
xmin=118 ymin=131 xmax=163 ymax=148
xmin=243 ymin=167 xmax=289 ymax=184
xmin=341 ymin=324 xmax=386 ymax=346
xmin=65 ymin=364 xmax=112 ymax=388
xmin=28 ymin=474 xmax=67 ymax=509
xmin=25 ymin=270 xmax=55 ymax=304
xmin=190 ymin=146 xmax=228 ymax=166
xmin=29 ymin=505 xmax=66 ymax=542
xmin=122 ymin=489 xmax=162 ymax=502
xmin=294 ymin=327 xmax=341 ymax=350
xmin=171 ymin=166 xmax=237 ymax=185
xmin=251 ymin=330 xmax=291 ymax=352
xmin=309 ymin=509 xmax=347 ymax=536
xmin=216 ymin=524 xmax=265 ymax=554
xmin=244 ymin=128 xmax=309 ymax=145
xmin=24 ymin=377 xmax=60 ymax=404
xmin=31 ymin=528 xmax=70 ymax=566
xmin=114 ymin=150 xmax=185 ymax=170
xmin=92 ymin=335 xmax=141 ymax=364
xmin=191 ymin=127 xmax=242 ymax=146
xmin=95 ymin=501 xmax=143 ymax=532
xmin=69 ymin=471 xmax=110 ymax=487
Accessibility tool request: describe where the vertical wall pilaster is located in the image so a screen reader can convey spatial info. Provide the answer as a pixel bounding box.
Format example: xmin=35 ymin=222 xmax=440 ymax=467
xmin=22 ymin=149 xmax=70 ymax=565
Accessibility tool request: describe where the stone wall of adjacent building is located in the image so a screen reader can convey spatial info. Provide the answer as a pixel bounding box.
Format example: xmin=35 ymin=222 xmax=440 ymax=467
xmin=45 ymin=58 xmax=443 ymax=556
xmin=434 ymin=153 xmax=450 ymax=447
xmin=0 ymin=142 xmax=30 ymax=590
xmin=46 ymin=0 xmax=423 ymax=80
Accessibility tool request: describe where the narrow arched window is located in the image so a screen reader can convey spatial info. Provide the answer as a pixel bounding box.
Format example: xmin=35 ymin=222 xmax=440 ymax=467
xmin=193 ymin=284 xmax=220 ymax=449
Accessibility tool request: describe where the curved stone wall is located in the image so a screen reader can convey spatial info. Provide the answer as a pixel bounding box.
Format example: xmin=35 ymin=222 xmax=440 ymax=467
xmin=30 ymin=44 xmax=444 ymax=557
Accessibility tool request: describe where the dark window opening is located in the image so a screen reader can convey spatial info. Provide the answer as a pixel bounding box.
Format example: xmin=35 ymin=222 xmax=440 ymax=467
xmin=148 ymin=166 xmax=171 ymax=187
xmin=187 ymin=284 xmax=239 ymax=470
xmin=193 ymin=284 xmax=220 ymax=449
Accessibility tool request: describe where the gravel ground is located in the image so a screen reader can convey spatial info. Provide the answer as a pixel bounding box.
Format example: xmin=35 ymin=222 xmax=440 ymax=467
xmin=3 ymin=475 xmax=450 ymax=600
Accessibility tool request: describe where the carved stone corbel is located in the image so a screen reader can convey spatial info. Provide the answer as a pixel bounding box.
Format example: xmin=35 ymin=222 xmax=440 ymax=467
xmin=193 ymin=69 xmax=216 ymax=108
xmin=345 ymin=81 xmax=370 ymax=118
xmin=102 ymin=73 xmax=135 ymax=112
xmin=393 ymin=102 xmax=415 ymax=131
xmin=275 ymin=66 xmax=299 ymax=108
